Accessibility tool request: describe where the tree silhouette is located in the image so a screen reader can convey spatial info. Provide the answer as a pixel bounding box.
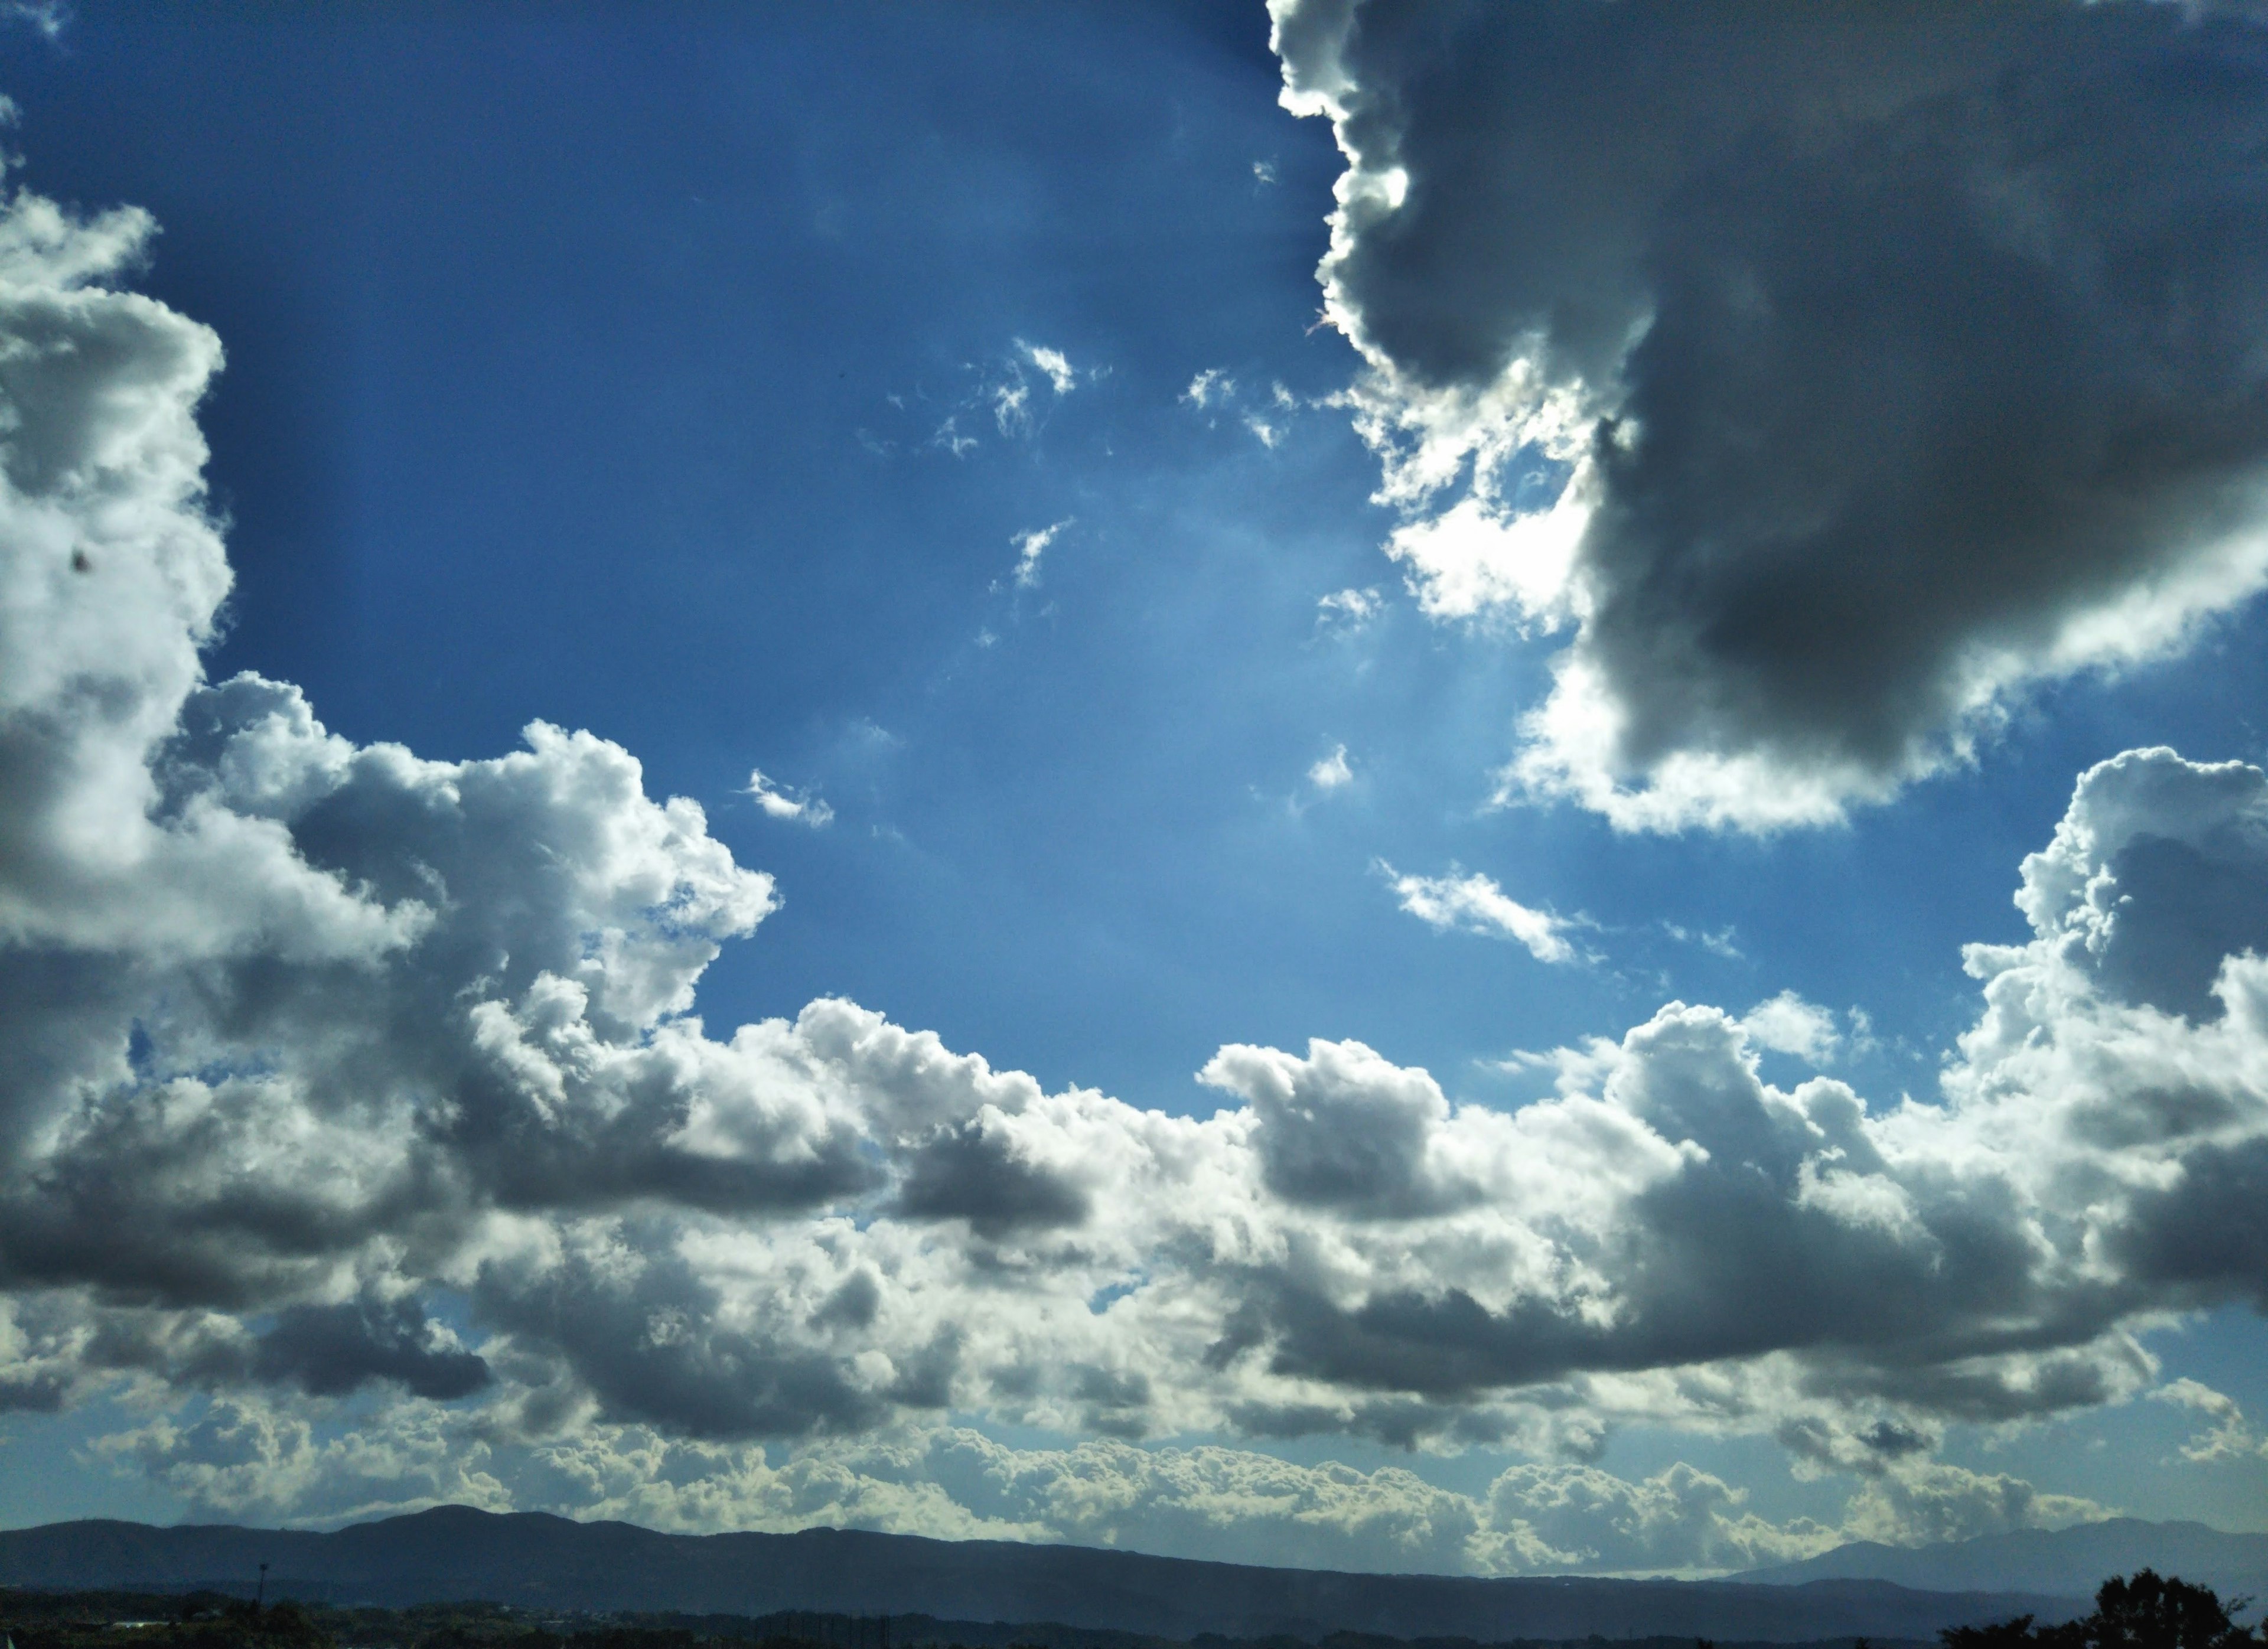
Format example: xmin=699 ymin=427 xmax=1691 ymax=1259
xmin=1943 ymin=1571 xmax=2263 ymax=1649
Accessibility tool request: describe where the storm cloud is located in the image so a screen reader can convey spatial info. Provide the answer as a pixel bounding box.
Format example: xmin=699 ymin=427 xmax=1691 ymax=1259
xmin=1274 ymin=0 xmax=2268 ymax=829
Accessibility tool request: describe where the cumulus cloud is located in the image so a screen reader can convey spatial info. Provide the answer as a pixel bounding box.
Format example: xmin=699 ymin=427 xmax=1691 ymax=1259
xmin=1475 ymin=1460 xmax=1836 ymax=1576
xmin=2011 ymin=747 xmax=2268 ymax=1022
xmin=1308 ymin=744 xmax=1354 ymax=791
xmin=1837 ymin=1462 xmax=2110 ymax=1549
xmin=2148 ymin=1377 xmax=2267 ymax=1463
xmin=745 ymin=767 xmax=833 ymax=827
xmin=1741 ymin=993 xmax=1842 ymax=1067
xmin=97 ymin=1396 xmax=2098 ymax=1572
xmin=4 ymin=155 xmax=2265 ymax=1570
xmin=1380 ymin=863 xmax=1578 ymax=964
xmin=1274 ymin=0 xmax=2268 ymax=830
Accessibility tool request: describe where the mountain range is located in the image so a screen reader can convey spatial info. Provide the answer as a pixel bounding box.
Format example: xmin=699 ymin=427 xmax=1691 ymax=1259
xmin=1741 ymin=1519 xmax=2268 ymax=1609
xmin=0 ymin=1506 xmax=2129 ymax=1643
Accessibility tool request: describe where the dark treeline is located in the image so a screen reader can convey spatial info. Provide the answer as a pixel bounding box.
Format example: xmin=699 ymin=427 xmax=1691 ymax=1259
xmin=0 ymin=1591 xmax=1922 ymax=1649
xmin=1940 ymin=1573 xmax=2265 ymax=1649
xmin=4 ymin=1575 xmax=2258 ymax=1649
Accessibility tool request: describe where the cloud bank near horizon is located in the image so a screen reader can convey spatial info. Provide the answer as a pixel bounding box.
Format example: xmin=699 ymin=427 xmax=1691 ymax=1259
xmin=1273 ymin=0 xmax=2268 ymax=831
xmin=0 ymin=145 xmax=2264 ymax=1565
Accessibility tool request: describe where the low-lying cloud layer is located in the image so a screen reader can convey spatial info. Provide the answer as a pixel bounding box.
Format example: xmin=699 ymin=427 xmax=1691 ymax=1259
xmin=1 ymin=154 xmax=2264 ymax=1565
xmin=99 ymin=1402 xmax=2140 ymax=1576
xmin=1274 ymin=0 xmax=2268 ymax=829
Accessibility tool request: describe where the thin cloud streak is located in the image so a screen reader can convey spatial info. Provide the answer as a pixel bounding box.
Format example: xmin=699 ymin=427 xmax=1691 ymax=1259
xmin=1379 ymin=863 xmax=1579 ymax=965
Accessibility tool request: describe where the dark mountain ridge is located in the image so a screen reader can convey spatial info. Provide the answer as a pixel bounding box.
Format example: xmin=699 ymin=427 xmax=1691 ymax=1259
xmin=1742 ymin=1519 xmax=2268 ymax=1606
xmin=0 ymin=1507 xmax=2087 ymax=1644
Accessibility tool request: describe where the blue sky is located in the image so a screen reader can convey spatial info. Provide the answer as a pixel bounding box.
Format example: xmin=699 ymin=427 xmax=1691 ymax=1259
xmin=1 ymin=0 xmax=2266 ymax=1570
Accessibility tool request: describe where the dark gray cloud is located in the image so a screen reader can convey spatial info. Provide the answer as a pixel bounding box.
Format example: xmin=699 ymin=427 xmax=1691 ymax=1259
xmin=2093 ymin=834 xmax=2268 ymax=1022
xmin=253 ymin=1293 xmax=490 ymax=1401
xmin=1073 ymin=1363 xmax=1153 ymax=1438
xmin=2016 ymin=747 xmax=2268 ymax=1022
xmin=894 ymin=1114 xmax=1092 ymax=1236
xmin=2112 ymin=1136 xmax=2268 ymax=1312
xmin=474 ymin=1237 xmax=890 ymax=1439
xmin=1279 ymin=0 xmax=2268 ymax=827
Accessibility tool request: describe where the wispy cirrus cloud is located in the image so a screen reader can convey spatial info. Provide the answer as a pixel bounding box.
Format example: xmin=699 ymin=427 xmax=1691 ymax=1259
xmin=910 ymin=339 xmax=1087 ymax=457
xmin=1181 ymin=367 xmax=1233 ymax=409
xmin=746 ymin=767 xmax=834 ymax=827
xmin=1315 ymin=585 xmax=1383 ymax=634
xmin=1011 ymin=519 xmax=1073 ymax=589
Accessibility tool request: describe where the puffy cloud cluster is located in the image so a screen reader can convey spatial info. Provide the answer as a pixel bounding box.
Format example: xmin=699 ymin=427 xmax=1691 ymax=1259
xmin=1274 ymin=0 xmax=2268 ymax=830
xmin=0 ymin=158 xmax=2262 ymax=1567
xmin=1740 ymin=994 xmax=1847 ymax=1067
xmin=114 ymin=1396 xmax=2107 ymax=1576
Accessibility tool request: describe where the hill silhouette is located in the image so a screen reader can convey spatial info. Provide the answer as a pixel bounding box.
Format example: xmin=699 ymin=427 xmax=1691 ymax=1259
xmin=0 ymin=1507 xmax=2090 ymax=1643
xmin=1742 ymin=1520 xmax=2268 ymax=1609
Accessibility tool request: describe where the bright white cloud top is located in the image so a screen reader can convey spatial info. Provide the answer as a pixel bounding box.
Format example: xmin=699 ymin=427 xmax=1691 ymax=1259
xmin=1 ymin=147 xmax=2266 ymax=1562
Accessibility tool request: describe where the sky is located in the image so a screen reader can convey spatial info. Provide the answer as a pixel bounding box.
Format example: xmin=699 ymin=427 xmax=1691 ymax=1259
xmin=1 ymin=0 xmax=2266 ymax=1577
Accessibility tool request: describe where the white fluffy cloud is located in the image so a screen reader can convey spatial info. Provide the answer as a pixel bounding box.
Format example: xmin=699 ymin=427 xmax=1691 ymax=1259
xmin=1273 ymin=0 xmax=2268 ymax=832
xmin=1 ymin=156 xmax=2262 ymax=1570
xmin=1381 ymin=863 xmax=1578 ymax=964
xmin=1308 ymin=744 xmax=1354 ymax=791
xmin=97 ymin=1395 xmax=2110 ymax=1573
xmin=2149 ymin=1379 xmax=2267 ymax=1464
xmin=1741 ymin=993 xmax=1842 ymax=1067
